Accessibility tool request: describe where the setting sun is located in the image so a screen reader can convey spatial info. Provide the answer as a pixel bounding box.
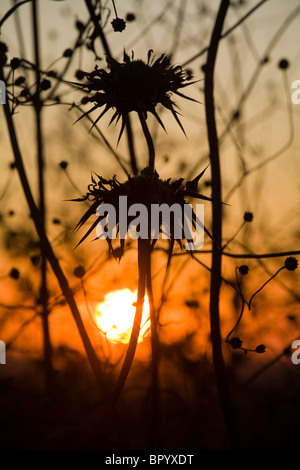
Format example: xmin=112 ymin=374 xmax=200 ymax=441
xmin=95 ymin=289 xmax=150 ymax=344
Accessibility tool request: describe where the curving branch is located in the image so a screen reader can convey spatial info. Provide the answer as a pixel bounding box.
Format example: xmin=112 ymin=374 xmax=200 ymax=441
xmin=204 ymin=0 xmax=240 ymax=449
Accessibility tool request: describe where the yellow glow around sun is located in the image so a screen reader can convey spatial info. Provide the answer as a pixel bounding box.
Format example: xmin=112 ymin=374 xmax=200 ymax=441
xmin=95 ymin=289 xmax=150 ymax=344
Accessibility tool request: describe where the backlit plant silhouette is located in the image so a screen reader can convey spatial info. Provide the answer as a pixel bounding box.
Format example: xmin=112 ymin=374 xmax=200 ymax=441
xmin=73 ymin=164 xmax=214 ymax=404
xmin=0 ymin=0 xmax=300 ymax=451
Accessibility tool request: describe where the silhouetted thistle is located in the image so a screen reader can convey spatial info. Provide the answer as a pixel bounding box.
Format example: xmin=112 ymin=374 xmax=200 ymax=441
xmin=73 ymin=164 xmax=214 ymax=401
xmin=226 ymin=336 xmax=266 ymax=355
xmin=73 ymin=166 xmax=213 ymax=260
xmin=14 ymin=76 xmax=26 ymax=86
xmin=59 ymin=161 xmax=68 ymax=170
xmin=10 ymin=57 xmax=21 ymax=70
xmin=255 ymin=344 xmax=266 ymax=354
xmin=126 ymin=13 xmax=136 ymax=22
xmin=9 ymin=267 xmax=19 ymax=280
xmin=40 ymin=79 xmax=51 ymax=91
xmin=227 ymin=336 xmax=243 ymax=349
xmin=284 ymin=256 xmax=298 ymax=271
xmin=110 ymin=0 xmax=126 ymax=32
xmin=30 ymin=255 xmax=40 ymax=267
xmin=73 ymin=265 xmax=86 ymax=278
xmin=63 ymin=48 xmax=73 ymax=58
xmin=238 ymin=265 xmax=249 ymax=276
xmin=278 ymin=58 xmax=289 ymax=70
xmin=243 ymin=211 xmax=253 ymax=222
xmin=111 ymin=17 xmax=126 ymax=32
xmin=75 ymin=50 xmax=196 ymax=141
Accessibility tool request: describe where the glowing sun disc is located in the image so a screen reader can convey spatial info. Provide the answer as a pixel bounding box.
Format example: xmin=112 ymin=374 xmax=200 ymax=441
xmin=95 ymin=289 xmax=150 ymax=344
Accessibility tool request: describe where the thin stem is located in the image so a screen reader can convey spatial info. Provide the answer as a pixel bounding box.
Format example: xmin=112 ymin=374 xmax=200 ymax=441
xmin=124 ymin=114 xmax=138 ymax=175
xmin=248 ymin=266 xmax=285 ymax=310
xmin=138 ymin=112 xmax=155 ymax=172
xmin=111 ymin=0 xmax=118 ymax=18
xmin=163 ymin=248 xmax=300 ymax=260
xmin=222 ymin=221 xmax=246 ymax=251
xmin=204 ymin=0 xmax=240 ymax=449
xmin=223 ymin=250 xmax=300 ymax=260
xmin=226 ymin=268 xmax=246 ymax=340
xmin=226 ymin=300 xmax=245 ymax=341
xmin=145 ymin=242 xmax=160 ymax=449
xmin=32 ymin=0 xmax=53 ymax=395
xmin=112 ymin=238 xmax=147 ymax=402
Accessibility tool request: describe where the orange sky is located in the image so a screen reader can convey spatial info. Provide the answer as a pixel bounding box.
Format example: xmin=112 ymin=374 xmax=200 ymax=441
xmin=0 ymin=0 xmax=299 ymax=366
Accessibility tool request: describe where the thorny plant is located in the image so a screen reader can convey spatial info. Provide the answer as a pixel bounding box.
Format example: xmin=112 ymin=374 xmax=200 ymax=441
xmin=72 ymin=164 xmax=215 ymax=404
xmin=0 ymin=0 xmax=300 ymax=450
xmin=70 ymin=25 xmax=217 ymax=411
